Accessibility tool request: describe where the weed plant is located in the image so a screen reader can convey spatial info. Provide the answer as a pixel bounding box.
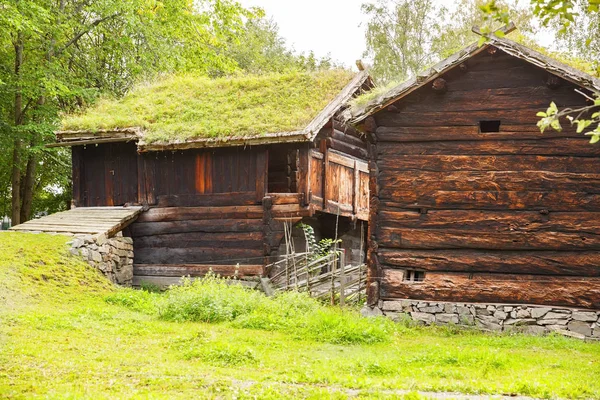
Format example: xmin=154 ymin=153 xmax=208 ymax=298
xmin=106 ymin=274 xmax=395 ymax=344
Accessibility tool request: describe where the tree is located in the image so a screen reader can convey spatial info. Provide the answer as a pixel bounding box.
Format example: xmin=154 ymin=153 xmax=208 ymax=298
xmin=432 ymin=0 xmax=537 ymax=59
xmin=226 ymin=17 xmax=335 ymax=75
xmin=361 ymin=0 xmax=442 ymax=83
xmin=361 ymin=0 xmax=537 ymax=83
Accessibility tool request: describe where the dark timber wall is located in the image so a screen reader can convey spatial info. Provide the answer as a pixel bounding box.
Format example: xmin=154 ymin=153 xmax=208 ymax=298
xmin=369 ymin=47 xmax=600 ymax=310
xmin=132 ymin=147 xmax=267 ymax=279
xmin=72 ymin=142 xmax=139 ymax=207
xmin=70 ymin=122 xmax=370 ymax=285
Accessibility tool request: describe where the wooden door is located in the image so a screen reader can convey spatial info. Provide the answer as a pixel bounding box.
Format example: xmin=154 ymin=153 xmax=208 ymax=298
xmin=74 ymin=142 xmax=138 ymax=207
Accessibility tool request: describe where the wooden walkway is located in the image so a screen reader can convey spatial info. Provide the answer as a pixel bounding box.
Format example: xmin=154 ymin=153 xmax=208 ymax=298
xmin=9 ymin=206 xmax=143 ymax=238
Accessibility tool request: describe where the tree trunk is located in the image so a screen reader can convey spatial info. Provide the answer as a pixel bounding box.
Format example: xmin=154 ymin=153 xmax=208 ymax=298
xmin=11 ymin=141 xmax=21 ymax=225
xmin=20 ymin=148 xmax=37 ymax=222
xmin=11 ymin=32 xmax=24 ymax=226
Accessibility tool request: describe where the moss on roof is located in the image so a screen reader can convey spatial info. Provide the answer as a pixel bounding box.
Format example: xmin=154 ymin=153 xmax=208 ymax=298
xmin=61 ymin=70 xmax=355 ymax=144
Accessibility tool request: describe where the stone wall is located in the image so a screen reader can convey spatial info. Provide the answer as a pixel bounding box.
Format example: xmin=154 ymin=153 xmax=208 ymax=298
xmin=69 ymin=233 xmax=134 ymax=285
xmin=363 ymin=299 xmax=600 ymax=340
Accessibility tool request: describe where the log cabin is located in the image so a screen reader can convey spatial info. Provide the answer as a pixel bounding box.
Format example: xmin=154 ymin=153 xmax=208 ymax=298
xmin=344 ymin=35 xmax=600 ymax=315
xmin=51 ymin=70 xmax=373 ymax=286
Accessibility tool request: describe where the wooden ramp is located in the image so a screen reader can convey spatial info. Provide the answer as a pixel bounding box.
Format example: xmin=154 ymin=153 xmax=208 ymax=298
xmin=9 ymin=206 xmax=143 ymax=238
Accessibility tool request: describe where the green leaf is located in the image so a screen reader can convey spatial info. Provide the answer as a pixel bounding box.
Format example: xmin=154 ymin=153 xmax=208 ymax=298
xmin=590 ymin=135 xmax=600 ymax=144
xmin=494 ymin=30 xmax=505 ymax=38
xmin=536 ymin=111 xmax=547 ymax=117
xmin=550 ymin=119 xmax=562 ymax=131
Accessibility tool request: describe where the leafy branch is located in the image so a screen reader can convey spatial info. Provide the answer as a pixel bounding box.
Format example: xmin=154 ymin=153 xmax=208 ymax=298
xmin=298 ymin=223 xmax=341 ymax=260
xmin=537 ymin=94 xmax=600 ymax=143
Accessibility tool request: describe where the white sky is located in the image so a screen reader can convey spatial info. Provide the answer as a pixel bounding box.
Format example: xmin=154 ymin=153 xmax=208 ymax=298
xmin=237 ymin=0 xmax=555 ymax=70
xmin=238 ymin=0 xmax=368 ymax=69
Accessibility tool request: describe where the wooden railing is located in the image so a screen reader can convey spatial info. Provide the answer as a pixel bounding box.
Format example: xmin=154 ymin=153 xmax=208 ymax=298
xmin=264 ymin=251 xmax=367 ymax=306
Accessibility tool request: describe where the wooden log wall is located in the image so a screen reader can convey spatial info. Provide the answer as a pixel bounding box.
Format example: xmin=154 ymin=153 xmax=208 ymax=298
xmin=130 ymin=147 xmax=269 ymax=283
xmin=370 ymin=48 xmax=600 ymax=309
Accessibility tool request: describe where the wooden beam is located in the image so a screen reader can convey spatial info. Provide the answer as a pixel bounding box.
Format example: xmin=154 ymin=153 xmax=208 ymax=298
xmin=46 ymin=137 xmax=137 ymax=148
xmin=471 ymin=22 xmax=517 ymax=37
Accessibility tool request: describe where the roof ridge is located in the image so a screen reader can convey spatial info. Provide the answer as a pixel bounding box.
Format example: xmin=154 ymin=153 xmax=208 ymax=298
xmin=347 ymin=37 xmax=600 ymax=124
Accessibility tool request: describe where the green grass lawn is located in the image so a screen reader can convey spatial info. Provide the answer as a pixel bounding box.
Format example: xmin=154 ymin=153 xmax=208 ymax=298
xmin=1 ymin=232 xmax=600 ymax=399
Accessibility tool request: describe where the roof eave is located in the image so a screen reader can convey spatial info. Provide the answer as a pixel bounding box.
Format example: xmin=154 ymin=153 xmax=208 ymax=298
xmin=137 ymin=130 xmax=309 ymax=152
xmin=303 ymin=69 xmax=371 ymax=140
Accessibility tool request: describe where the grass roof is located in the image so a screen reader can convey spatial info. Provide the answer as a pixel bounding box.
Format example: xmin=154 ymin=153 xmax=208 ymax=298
xmin=61 ymin=70 xmax=355 ymax=144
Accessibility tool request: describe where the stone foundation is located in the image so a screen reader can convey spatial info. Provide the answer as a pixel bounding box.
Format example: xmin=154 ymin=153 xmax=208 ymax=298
xmin=363 ymin=299 xmax=600 ymax=340
xmin=69 ymin=233 xmax=134 ymax=285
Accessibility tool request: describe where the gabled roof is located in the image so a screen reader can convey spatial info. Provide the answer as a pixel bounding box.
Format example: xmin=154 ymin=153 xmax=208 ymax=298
xmin=53 ymin=70 xmax=371 ymax=152
xmin=346 ymin=36 xmax=600 ymax=124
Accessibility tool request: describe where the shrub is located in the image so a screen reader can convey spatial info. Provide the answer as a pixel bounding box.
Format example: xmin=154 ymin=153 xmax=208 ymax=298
xmin=105 ymin=288 xmax=158 ymax=314
xmin=158 ymin=275 xmax=267 ymax=323
xmin=106 ymin=274 xmax=396 ymax=345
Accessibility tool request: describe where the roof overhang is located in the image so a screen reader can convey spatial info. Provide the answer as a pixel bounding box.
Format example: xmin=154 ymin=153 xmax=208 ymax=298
xmin=346 ymin=37 xmax=600 ymax=124
xmin=50 ymin=70 xmax=371 ymax=152
xmin=46 ymin=128 xmax=141 ymax=148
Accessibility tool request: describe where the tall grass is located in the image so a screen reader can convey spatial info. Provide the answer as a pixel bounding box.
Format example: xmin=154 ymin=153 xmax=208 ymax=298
xmin=106 ymin=275 xmax=395 ymax=344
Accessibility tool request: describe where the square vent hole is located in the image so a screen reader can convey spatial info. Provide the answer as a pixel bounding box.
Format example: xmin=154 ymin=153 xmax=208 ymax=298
xmin=404 ymin=270 xmax=425 ymax=283
xmin=479 ymin=120 xmax=501 ymax=133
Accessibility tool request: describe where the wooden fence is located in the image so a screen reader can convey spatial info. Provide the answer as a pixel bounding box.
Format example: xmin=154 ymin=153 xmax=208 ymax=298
xmin=264 ymin=250 xmax=367 ymax=306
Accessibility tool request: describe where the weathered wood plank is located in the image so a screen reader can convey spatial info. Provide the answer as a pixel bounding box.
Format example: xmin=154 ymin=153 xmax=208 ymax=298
xmin=137 ymin=206 xmax=264 ymax=222
xmin=133 ymin=231 xmax=264 ymax=248
xmin=326 ymin=138 xmax=369 ymax=159
xmin=379 ymin=191 xmax=600 ymax=211
xmin=379 ymin=171 xmax=600 ymax=193
xmin=375 ymin=125 xmax=582 ymax=142
xmin=380 ymin=270 xmax=600 ymax=309
xmin=330 ymin=129 xmax=367 ymax=148
xmin=378 ymin=155 xmax=599 ymax=173
xmin=156 ymin=192 xmax=258 ymax=207
xmin=377 ymin=226 xmax=600 ymax=250
xmin=133 ymin=264 xmax=263 ymax=277
xmin=375 ymin=108 xmax=554 ymax=127
xmin=378 ymin=249 xmax=600 ymax=276
xmin=378 ymin=210 xmax=600 ymax=232
xmin=388 ymin=87 xmax=586 ymax=114
xmin=268 ymin=193 xmax=304 ymax=205
xmin=131 ymin=219 xmax=264 ymax=237
xmin=132 ymin=275 xmax=258 ymax=288
xmin=134 ymin=247 xmax=264 ymax=264
xmin=376 ymin=137 xmax=600 ymax=156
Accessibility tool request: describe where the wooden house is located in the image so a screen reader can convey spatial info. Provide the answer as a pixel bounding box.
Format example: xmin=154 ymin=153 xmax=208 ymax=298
xmin=345 ymin=36 xmax=600 ymax=311
xmin=51 ymin=70 xmax=373 ymax=286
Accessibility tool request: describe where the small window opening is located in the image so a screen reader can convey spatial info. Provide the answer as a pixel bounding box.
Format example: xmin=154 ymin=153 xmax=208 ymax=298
xmin=404 ymin=270 xmax=425 ymax=283
xmin=479 ymin=120 xmax=501 ymax=133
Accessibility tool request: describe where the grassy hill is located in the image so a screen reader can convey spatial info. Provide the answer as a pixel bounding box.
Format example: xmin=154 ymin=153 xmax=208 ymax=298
xmin=1 ymin=232 xmax=600 ymax=399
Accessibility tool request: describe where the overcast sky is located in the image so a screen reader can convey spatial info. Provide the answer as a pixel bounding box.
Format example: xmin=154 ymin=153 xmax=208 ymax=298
xmin=238 ymin=0 xmax=368 ymax=69
xmin=237 ymin=0 xmax=555 ymax=70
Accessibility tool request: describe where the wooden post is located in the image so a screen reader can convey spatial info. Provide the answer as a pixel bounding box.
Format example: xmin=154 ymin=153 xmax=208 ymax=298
xmin=305 ymin=252 xmax=310 ymax=294
xmin=330 ymin=252 xmax=336 ymax=305
xmin=322 ymin=149 xmax=329 ymax=210
xmin=352 ymin=160 xmax=359 ymax=217
xmin=339 ymin=249 xmax=346 ymax=307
